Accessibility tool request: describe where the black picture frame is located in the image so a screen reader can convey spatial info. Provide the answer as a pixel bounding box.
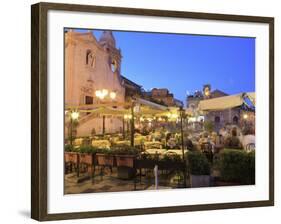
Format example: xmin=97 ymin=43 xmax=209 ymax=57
xmin=31 ymin=2 xmax=274 ymax=221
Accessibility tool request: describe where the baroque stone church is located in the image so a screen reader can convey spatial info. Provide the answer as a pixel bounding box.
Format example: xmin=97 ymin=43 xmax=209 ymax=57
xmin=65 ymin=30 xmax=127 ymax=137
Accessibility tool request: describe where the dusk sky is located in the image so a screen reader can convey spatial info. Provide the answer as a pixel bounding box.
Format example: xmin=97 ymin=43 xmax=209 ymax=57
xmin=73 ymin=29 xmax=255 ymax=105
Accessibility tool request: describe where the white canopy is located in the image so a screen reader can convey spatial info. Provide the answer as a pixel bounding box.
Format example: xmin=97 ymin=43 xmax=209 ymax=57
xmin=136 ymin=98 xmax=168 ymax=111
xmin=198 ymin=92 xmax=255 ymax=111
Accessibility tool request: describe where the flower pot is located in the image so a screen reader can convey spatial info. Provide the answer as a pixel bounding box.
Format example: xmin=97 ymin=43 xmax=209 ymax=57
xmin=190 ymin=174 xmax=211 ymax=187
xmin=96 ymin=153 xmax=114 ymax=167
xmin=79 ymin=153 xmax=96 ymax=174
xmin=64 ymin=152 xmax=78 ymax=163
xmin=79 ymin=153 xmax=94 ymax=165
xmin=115 ymin=155 xmax=136 ymax=168
xmin=64 ymin=152 xmax=78 ymax=173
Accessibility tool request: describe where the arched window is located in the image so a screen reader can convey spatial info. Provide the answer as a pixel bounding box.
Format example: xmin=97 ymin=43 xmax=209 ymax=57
xmin=111 ymin=59 xmax=117 ymax=72
xmin=233 ymin=116 xmax=239 ymax=124
xmin=214 ymin=116 xmax=220 ymax=123
xmin=86 ymin=49 xmax=91 ymax=65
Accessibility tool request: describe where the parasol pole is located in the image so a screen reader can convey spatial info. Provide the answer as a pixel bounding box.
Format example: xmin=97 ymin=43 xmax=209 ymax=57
xmin=179 ymin=106 xmax=187 ymax=187
xmin=130 ymin=100 xmax=135 ymax=147
xmin=102 ymin=115 xmax=105 ymax=135
xmin=180 ymin=107 xmax=185 ymax=160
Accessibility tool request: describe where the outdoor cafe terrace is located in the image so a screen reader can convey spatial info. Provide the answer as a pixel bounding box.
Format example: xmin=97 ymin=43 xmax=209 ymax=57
xmin=64 ymin=95 xmax=256 ymax=193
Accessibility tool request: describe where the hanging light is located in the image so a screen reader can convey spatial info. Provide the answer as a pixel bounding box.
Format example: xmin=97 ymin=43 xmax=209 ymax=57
xmin=171 ymin=113 xmax=178 ymax=119
xmin=109 ymin=91 xmax=116 ymax=99
xmin=102 ymin=89 xmax=109 ymax=96
xmin=124 ymin=114 xmax=132 ymax=120
xmin=95 ymin=90 xmax=101 ymax=98
xmin=147 ymin=118 xmax=153 ymax=122
xmin=71 ymin=111 xmax=79 ymax=120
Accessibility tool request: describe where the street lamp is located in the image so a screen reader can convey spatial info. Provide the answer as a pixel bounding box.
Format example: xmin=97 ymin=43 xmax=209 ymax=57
xmin=95 ymin=89 xmax=118 ymax=135
xmin=69 ymin=111 xmax=79 ymax=146
xmin=95 ymin=89 xmax=117 ymax=101
xmin=243 ymin=113 xmax=248 ymax=120
xmin=124 ymin=114 xmax=132 ymax=120
xmin=109 ymin=91 xmax=116 ymax=100
xmin=71 ymin=111 xmax=79 ymax=120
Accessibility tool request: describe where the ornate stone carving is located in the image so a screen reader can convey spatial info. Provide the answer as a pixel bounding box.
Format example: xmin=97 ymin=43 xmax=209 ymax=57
xmin=81 ymin=84 xmax=93 ymax=95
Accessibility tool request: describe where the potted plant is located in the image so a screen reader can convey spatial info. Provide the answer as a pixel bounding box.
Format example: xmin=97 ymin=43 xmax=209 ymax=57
xmin=187 ymin=151 xmax=211 ymax=187
xmin=113 ymin=145 xmax=139 ymax=168
xmin=64 ymin=144 xmax=79 ymax=173
xmin=96 ymin=148 xmax=115 ymax=167
xmin=64 ymin=144 xmax=79 ymax=163
xmin=111 ymin=145 xmax=139 ymax=179
xmin=78 ymin=145 xmax=99 ymax=175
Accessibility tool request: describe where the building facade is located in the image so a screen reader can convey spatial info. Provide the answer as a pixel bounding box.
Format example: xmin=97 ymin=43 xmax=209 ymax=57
xmin=187 ymin=84 xmax=255 ymax=132
xmin=65 ymin=30 xmax=126 ymax=137
xmin=145 ymin=88 xmax=183 ymax=107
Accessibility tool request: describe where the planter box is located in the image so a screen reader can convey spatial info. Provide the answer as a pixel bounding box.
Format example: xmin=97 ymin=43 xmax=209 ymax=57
xmin=79 ymin=153 xmax=96 ymax=174
xmin=64 ymin=152 xmax=79 ymax=174
xmin=135 ymin=159 xmax=156 ymax=169
xmin=190 ymin=174 xmax=211 ymax=188
xmin=64 ymin=152 xmax=78 ymax=163
xmin=96 ymin=153 xmax=114 ymax=167
xmin=117 ymin=166 xmax=136 ymax=179
xmin=115 ymin=155 xmax=136 ymax=168
xmin=135 ymin=159 xmax=185 ymax=171
xmin=157 ymin=160 xmax=185 ymax=170
xmin=214 ymin=180 xmax=242 ymax=187
xmin=79 ymin=153 xmax=94 ymax=165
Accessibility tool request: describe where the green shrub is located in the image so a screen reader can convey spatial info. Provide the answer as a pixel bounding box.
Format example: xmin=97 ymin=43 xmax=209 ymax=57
xmin=64 ymin=144 xmax=79 ymax=152
xmin=98 ymin=148 xmax=114 ymax=155
xmin=162 ymin=154 xmax=182 ymax=163
xmin=187 ymin=151 xmax=211 ymax=175
xmin=79 ymin=145 xmax=100 ymax=154
xmin=111 ymin=145 xmax=140 ymax=155
xmin=218 ymin=149 xmax=255 ymax=184
xmin=64 ymin=144 xmax=73 ymax=152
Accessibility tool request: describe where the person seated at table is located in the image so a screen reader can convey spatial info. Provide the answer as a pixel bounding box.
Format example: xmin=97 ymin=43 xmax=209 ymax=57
xmin=141 ymin=126 xmax=150 ymax=136
xmin=213 ymin=134 xmax=224 ymax=153
xmin=219 ymin=127 xmax=227 ymax=137
xmin=186 ymin=138 xmax=194 ymax=151
xmin=210 ymin=132 xmax=217 ymax=143
xmin=165 ymin=132 xmax=172 ymax=146
xmin=224 ymin=127 xmax=242 ymax=149
xmin=183 ymin=133 xmax=194 ymax=151
xmin=167 ymin=138 xmax=177 ymax=149
xmin=198 ymin=132 xmax=209 ymax=145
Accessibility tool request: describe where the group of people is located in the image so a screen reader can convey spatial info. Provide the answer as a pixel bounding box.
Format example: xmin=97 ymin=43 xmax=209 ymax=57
xmin=197 ymin=125 xmax=255 ymax=153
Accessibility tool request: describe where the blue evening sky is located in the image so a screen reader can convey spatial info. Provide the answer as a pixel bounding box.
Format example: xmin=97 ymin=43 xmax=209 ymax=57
xmin=70 ymin=29 xmax=255 ymax=105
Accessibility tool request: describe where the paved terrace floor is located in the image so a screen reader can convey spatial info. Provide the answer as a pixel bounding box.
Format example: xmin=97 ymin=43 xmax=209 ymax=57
xmin=65 ymin=167 xmax=186 ymax=194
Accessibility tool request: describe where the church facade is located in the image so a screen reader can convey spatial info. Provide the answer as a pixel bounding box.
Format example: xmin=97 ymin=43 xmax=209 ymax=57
xmin=65 ymin=30 xmax=126 ymax=137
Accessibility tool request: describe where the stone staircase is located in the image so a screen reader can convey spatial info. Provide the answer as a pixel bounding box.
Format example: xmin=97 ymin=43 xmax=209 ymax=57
xmin=78 ymin=112 xmax=96 ymax=126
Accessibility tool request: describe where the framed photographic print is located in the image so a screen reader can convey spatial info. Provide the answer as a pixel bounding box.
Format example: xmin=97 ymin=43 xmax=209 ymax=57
xmin=31 ymin=2 xmax=274 ymax=221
